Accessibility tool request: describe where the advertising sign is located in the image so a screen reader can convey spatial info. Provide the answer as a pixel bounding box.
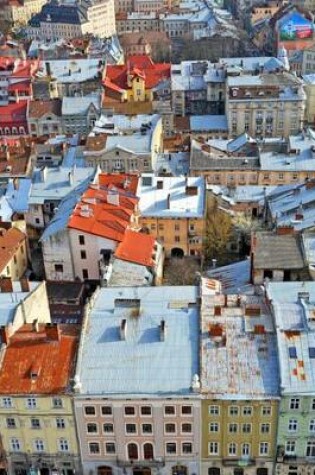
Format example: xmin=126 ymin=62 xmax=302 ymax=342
xmin=279 ymin=12 xmax=314 ymax=41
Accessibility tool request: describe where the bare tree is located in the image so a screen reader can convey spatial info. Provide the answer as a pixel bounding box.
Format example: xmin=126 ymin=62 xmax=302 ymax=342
xmin=204 ymin=198 xmax=232 ymax=260
xmin=164 ymin=258 xmax=200 ymax=285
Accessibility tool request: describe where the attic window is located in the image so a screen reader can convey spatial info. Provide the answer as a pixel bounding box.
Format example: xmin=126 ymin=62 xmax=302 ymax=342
xmin=309 ymin=347 xmax=315 ymax=358
xmin=289 ymin=347 xmax=297 ymax=359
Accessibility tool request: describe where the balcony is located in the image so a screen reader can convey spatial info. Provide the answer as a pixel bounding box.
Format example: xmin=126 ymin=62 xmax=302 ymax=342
xmin=222 ymin=457 xmax=256 ymax=467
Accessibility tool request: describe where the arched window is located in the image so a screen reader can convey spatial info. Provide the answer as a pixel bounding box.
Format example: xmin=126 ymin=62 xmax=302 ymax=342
xmin=98 ymin=467 xmax=113 ymax=475
xmin=128 ymin=443 xmax=138 ymax=460
xmin=12 ymin=127 xmax=18 ymax=135
xmin=143 ymin=443 xmax=154 ymax=460
xmin=5 ymin=127 xmax=10 ymax=135
xmin=19 ymin=127 xmax=25 ymax=135
xmin=172 ymin=466 xmax=187 ymax=475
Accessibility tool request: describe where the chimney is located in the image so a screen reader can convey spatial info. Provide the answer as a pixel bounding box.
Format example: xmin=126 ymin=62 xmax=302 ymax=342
xmin=277 ymin=226 xmax=295 ymax=235
xmin=0 ymin=326 xmax=10 ymax=345
xmin=20 ymin=277 xmax=30 ymax=292
xmin=32 ymin=319 xmax=39 ymax=333
xmin=45 ymin=61 xmax=51 ymax=76
xmin=5 ymin=146 xmax=10 ymax=162
xmin=68 ymin=170 xmax=73 ymax=186
xmin=120 ymin=319 xmax=127 ymax=340
xmin=13 ymin=178 xmax=19 ymax=191
xmin=160 ymin=319 xmax=166 ymax=341
xmin=107 ymin=189 xmax=120 ymax=206
xmin=191 ymin=374 xmax=200 ymax=393
xmin=46 ymin=323 xmax=60 ymax=341
xmin=157 ymin=180 xmax=163 ymax=190
xmin=166 ymin=193 xmax=170 ymax=209
xmin=0 ymin=277 xmax=13 ymax=293
xmin=40 ymin=166 xmax=47 ymax=182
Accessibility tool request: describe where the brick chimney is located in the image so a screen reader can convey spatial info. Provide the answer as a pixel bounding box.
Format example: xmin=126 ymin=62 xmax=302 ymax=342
xmin=277 ymin=226 xmax=295 ymax=235
xmin=20 ymin=277 xmax=30 ymax=292
xmin=0 ymin=277 xmax=13 ymax=293
xmin=0 ymin=326 xmax=10 ymax=345
xmin=45 ymin=323 xmax=60 ymax=341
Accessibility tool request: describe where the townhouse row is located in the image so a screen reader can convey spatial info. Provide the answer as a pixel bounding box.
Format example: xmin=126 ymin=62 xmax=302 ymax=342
xmin=0 ymin=279 xmax=314 ymax=475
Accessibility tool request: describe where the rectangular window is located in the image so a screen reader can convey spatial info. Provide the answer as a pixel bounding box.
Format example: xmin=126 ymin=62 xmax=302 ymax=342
xmin=242 ymin=406 xmax=252 ymax=416
xmin=209 ymin=405 xmax=219 ymax=415
xmin=260 ymin=423 xmax=270 ymax=434
xmin=312 ymin=399 xmax=315 ymax=410
xmin=209 ymin=422 xmax=219 ymax=432
xmin=175 ymin=236 xmax=180 ymax=243
xmin=208 ymin=442 xmax=219 ymax=455
xmin=54 ymin=264 xmax=63 ymax=273
xmin=10 ymin=438 xmax=20 ymax=452
xmin=101 ymin=406 xmax=112 ymax=415
xmin=309 ymin=419 xmax=315 ymax=432
xmin=82 ymin=269 xmax=89 ymax=279
xmin=262 ymin=406 xmax=271 ymax=416
xmin=125 ymin=406 xmax=135 ymax=416
xmin=6 ymin=418 xmax=16 ymax=428
xmin=85 ymin=406 xmax=96 ymax=416
xmin=142 ymin=423 xmax=152 ymax=434
xmin=34 ymin=439 xmax=45 ymax=452
xmin=87 ymin=423 xmax=98 ymax=433
xmin=306 ymin=441 xmax=315 ymax=457
xmin=285 ymin=440 xmax=296 ymax=455
xmin=229 ymin=406 xmax=239 ymax=416
xmin=181 ymin=405 xmax=192 ymax=415
xmin=105 ymin=442 xmax=116 ymax=454
xmin=228 ymin=443 xmax=237 ymax=456
xmin=259 ymin=442 xmax=269 ymax=456
xmin=288 ymin=419 xmax=298 ymax=432
xmin=141 ymin=406 xmax=152 ymax=416
xmin=242 ymin=443 xmax=250 ymax=456
xmin=165 ymin=423 xmax=176 ymax=433
xmin=103 ymin=423 xmax=114 ymax=433
xmin=81 ymin=250 xmax=87 ymax=259
xmin=166 ymin=442 xmax=177 ymax=454
xmin=89 ymin=442 xmax=100 ymax=454
xmin=182 ymin=423 xmax=192 ymax=433
xmin=242 ymin=423 xmax=251 ymax=433
xmin=3 ymin=397 xmax=12 ymax=408
xmin=165 ymin=405 xmax=175 ymax=415
xmin=52 ymin=397 xmax=63 ymax=408
xmin=26 ymin=398 xmax=37 ymax=409
xmin=58 ymin=438 xmax=69 ymax=452
xmin=182 ymin=442 xmax=192 ymax=454
xmin=126 ymin=423 xmax=137 ymax=434
xmin=290 ymin=398 xmax=300 ymax=410
xmin=79 ymin=235 xmax=85 ymax=245
xmin=31 ymin=418 xmax=40 ymax=429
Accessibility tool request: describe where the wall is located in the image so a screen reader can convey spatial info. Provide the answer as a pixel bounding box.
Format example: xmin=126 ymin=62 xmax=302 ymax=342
xmin=42 ymin=229 xmax=75 ymax=281
xmin=12 ymin=281 xmax=51 ymax=332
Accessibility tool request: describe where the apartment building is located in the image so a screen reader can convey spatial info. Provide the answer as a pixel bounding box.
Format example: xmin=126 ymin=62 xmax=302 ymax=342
xmin=28 ymin=99 xmax=63 ymax=137
xmin=3 ymin=0 xmax=46 ymax=25
xmin=73 ymin=285 xmax=201 ymax=475
xmin=0 ymin=323 xmax=81 ymax=475
xmin=0 ymin=227 xmax=28 ymax=280
xmin=28 ymin=0 xmax=116 ymax=40
xmin=226 ymin=72 xmax=306 ymax=138
xmin=200 ymin=279 xmax=280 ymax=475
xmin=137 ymin=174 xmax=206 ymax=257
xmin=62 ymin=95 xmax=101 ymax=136
xmin=266 ymin=282 xmax=315 ymax=475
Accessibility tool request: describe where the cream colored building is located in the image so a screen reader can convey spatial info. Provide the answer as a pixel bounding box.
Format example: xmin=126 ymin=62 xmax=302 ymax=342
xmin=0 ymin=227 xmax=28 ymax=281
xmin=303 ymin=74 xmax=315 ymax=126
xmin=226 ymin=73 xmax=306 ymax=138
xmin=4 ymin=0 xmax=46 ymax=25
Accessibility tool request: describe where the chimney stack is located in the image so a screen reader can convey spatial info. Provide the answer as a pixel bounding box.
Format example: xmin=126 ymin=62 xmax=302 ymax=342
xmin=160 ymin=319 xmax=166 ymax=341
xmin=46 ymin=323 xmax=60 ymax=341
xmin=0 ymin=277 xmax=13 ymax=293
xmin=32 ymin=319 xmax=39 ymax=333
xmin=120 ymin=319 xmax=127 ymax=340
xmin=20 ymin=277 xmax=30 ymax=292
xmin=0 ymin=326 xmax=10 ymax=345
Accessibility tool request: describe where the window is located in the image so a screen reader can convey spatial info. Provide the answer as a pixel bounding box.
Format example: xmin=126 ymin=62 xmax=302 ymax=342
xmin=6 ymin=417 xmax=16 ymax=428
xmin=87 ymin=423 xmax=98 ymax=433
xmin=243 ymin=406 xmax=252 ymax=416
xmin=261 ymin=423 xmax=270 ymax=434
xmin=31 ymin=418 xmax=40 ymax=429
xmin=142 ymin=423 xmax=152 ymax=433
xmin=27 ymin=398 xmax=37 ymax=409
xmin=82 ymin=269 xmax=89 ymax=279
xmin=285 ymin=440 xmax=296 ymax=455
xmin=182 ymin=423 xmax=192 ymax=433
xmin=105 ymin=442 xmax=116 ymax=454
xmin=306 ymin=441 xmax=315 ymax=457
xmin=34 ymin=439 xmax=45 ymax=452
xmin=81 ymin=250 xmax=87 ymax=259
xmin=56 ymin=418 xmax=65 ymax=429
xmin=181 ymin=405 xmax=192 ymax=415
xmin=228 ymin=443 xmax=237 ymax=456
xmin=52 ymin=397 xmax=63 ymax=408
xmin=175 ymin=236 xmax=180 ymax=243
xmin=182 ymin=442 xmax=192 ymax=454
xmin=10 ymin=438 xmax=21 ymax=452
xmin=102 ymin=406 xmax=112 ymax=415
xmin=79 ymin=235 xmax=85 ymax=245
xmin=89 ymin=442 xmax=100 ymax=454
xmin=262 ymin=406 xmax=271 ymax=416
xmin=59 ymin=438 xmax=69 ymax=452
xmin=128 ymin=443 xmax=138 ymax=460
xmin=242 ymin=443 xmax=250 ymax=456
xmin=289 ymin=347 xmax=297 ymax=359
xmin=103 ymin=423 xmax=114 ymax=433
xmin=229 ymin=406 xmax=239 ymax=416
xmin=209 ymin=405 xmax=219 ymax=415
xmin=125 ymin=406 xmax=135 ymax=416
xmin=242 ymin=423 xmax=251 ymax=433
xmin=259 ymin=442 xmax=269 ymax=456
xmin=165 ymin=423 xmax=176 ymax=433
xmin=165 ymin=405 xmax=175 ymax=415
xmin=290 ymin=398 xmax=300 ymax=410
xmin=3 ymin=397 xmax=12 ymax=408
xmin=209 ymin=422 xmax=219 ymax=433
xmin=54 ymin=264 xmax=63 ymax=273
xmin=309 ymin=419 xmax=315 ymax=433
xmin=288 ymin=419 xmax=298 ymax=432
xmin=208 ymin=442 xmax=219 ymax=455
xmin=141 ymin=406 xmax=152 ymax=416
xmin=126 ymin=423 xmax=137 ymax=434
xmin=311 ymin=399 xmax=315 ymax=410
xmin=166 ymin=443 xmax=177 ymax=454
xmin=85 ymin=406 xmax=96 ymax=416
xmin=229 ymin=423 xmax=238 ymax=433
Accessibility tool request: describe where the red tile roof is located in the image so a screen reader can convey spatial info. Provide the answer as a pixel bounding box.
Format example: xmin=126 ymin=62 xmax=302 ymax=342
xmin=68 ymin=174 xmax=139 ymax=242
xmin=0 ymin=324 xmax=79 ymax=394
xmin=104 ymin=55 xmax=170 ymax=93
xmin=0 ymin=101 xmax=27 ymax=125
xmin=98 ymin=173 xmax=139 ymax=195
xmin=0 ymin=227 xmax=25 ymax=272
xmin=115 ymin=229 xmax=155 ymax=267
